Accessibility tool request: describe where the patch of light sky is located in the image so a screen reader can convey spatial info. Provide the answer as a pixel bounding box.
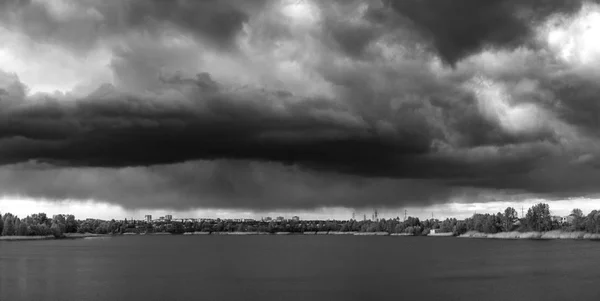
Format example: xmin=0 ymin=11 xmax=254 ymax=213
xmin=0 ymin=26 xmax=113 ymax=95
xmin=544 ymin=2 xmax=600 ymax=67
xmin=1 ymin=197 xmax=598 ymax=221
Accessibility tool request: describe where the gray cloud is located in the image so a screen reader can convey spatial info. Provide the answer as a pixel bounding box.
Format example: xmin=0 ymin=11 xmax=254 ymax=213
xmin=387 ymin=0 xmax=586 ymax=65
xmin=0 ymin=160 xmax=517 ymax=211
xmin=0 ymin=0 xmax=269 ymax=54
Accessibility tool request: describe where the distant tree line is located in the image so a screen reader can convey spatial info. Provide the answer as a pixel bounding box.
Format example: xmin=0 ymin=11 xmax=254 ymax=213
xmin=2 ymin=203 xmax=600 ymax=237
xmin=0 ymin=213 xmax=77 ymax=238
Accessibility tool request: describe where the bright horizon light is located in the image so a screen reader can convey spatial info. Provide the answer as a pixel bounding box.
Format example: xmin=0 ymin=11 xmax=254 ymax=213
xmin=1 ymin=196 xmax=598 ymax=221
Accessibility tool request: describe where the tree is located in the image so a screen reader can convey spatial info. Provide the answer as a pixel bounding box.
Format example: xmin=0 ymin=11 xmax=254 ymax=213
xmin=453 ymin=221 xmax=468 ymax=236
xmin=50 ymin=222 xmax=63 ymax=238
xmin=525 ymin=203 xmax=552 ymax=232
xmin=53 ymin=215 xmax=67 ymax=233
xmin=17 ymin=222 xmax=29 ymax=236
xmin=570 ymin=208 xmax=584 ymax=231
xmin=2 ymin=215 xmax=15 ymax=236
xmin=168 ymin=222 xmax=185 ymax=234
xmin=0 ymin=213 xmax=3 ymax=236
xmin=503 ymin=207 xmax=518 ymax=232
xmin=65 ymin=215 xmax=77 ymax=233
xmin=585 ymin=210 xmax=600 ymax=233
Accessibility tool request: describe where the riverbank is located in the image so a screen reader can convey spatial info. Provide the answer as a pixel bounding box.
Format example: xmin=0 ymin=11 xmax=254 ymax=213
xmin=64 ymin=233 xmax=113 ymax=239
xmin=109 ymin=231 xmax=401 ymax=236
xmin=0 ymin=235 xmax=56 ymax=241
xmin=428 ymin=232 xmax=454 ymax=237
xmin=6 ymin=230 xmax=600 ymax=240
xmin=458 ymin=230 xmax=600 ymax=240
xmin=0 ymin=233 xmax=115 ymax=241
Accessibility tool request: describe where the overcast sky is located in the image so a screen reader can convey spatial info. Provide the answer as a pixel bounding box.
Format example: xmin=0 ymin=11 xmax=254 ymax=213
xmin=2 ymin=0 xmax=600 ymax=220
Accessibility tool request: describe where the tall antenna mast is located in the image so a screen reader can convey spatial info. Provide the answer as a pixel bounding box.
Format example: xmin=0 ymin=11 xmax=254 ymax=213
xmin=521 ymin=206 xmax=524 ymax=218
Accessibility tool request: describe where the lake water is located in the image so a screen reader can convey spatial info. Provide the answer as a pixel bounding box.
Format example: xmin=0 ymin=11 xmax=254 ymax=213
xmin=1 ymin=236 xmax=600 ymax=301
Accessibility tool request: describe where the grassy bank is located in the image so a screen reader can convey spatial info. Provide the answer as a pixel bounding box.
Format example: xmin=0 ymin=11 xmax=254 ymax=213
xmin=458 ymin=230 xmax=600 ymax=240
xmin=428 ymin=232 xmax=454 ymax=237
xmin=64 ymin=233 xmax=112 ymax=238
xmin=0 ymin=235 xmax=55 ymax=241
xmin=0 ymin=233 xmax=115 ymax=241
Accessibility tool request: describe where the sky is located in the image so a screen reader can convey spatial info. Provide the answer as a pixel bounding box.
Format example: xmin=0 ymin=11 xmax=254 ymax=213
xmin=2 ymin=0 xmax=600 ymax=220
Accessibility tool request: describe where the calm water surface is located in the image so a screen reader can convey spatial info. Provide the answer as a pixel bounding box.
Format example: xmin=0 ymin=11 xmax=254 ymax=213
xmin=1 ymin=236 xmax=600 ymax=301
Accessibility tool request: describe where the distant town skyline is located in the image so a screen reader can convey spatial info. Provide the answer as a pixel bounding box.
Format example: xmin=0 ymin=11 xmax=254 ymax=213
xmin=2 ymin=197 xmax=598 ymax=222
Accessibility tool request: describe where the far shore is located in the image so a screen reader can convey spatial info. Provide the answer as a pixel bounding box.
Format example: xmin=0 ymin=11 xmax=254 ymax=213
xmin=0 ymin=235 xmax=56 ymax=241
xmin=6 ymin=230 xmax=600 ymax=241
xmin=458 ymin=230 xmax=600 ymax=240
xmin=0 ymin=233 xmax=113 ymax=241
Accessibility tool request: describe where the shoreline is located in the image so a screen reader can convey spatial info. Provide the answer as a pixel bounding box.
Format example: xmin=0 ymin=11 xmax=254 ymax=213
xmin=5 ymin=230 xmax=600 ymax=241
xmin=0 ymin=233 xmax=114 ymax=241
xmin=458 ymin=230 xmax=600 ymax=240
xmin=0 ymin=235 xmax=56 ymax=241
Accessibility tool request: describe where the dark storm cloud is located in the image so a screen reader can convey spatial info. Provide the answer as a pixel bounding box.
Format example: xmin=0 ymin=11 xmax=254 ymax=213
xmin=0 ymin=74 xmax=432 ymax=174
xmin=545 ymin=74 xmax=600 ymax=136
xmin=386 ymin=0 xmax=585 ymax=65
xmin=0 ymin=67 xmax=586 ymax=196
xmin=0 ymin=160 xmax=505 ymax=210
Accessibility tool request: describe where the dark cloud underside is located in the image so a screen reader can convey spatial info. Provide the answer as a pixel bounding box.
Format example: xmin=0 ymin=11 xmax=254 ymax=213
xmin=389 ymin=0 xmax=585 ymax=65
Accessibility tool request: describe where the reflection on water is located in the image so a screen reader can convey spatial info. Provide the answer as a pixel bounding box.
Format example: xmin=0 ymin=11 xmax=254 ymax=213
xmin=1 ymin=236 xmax=600 ymax=301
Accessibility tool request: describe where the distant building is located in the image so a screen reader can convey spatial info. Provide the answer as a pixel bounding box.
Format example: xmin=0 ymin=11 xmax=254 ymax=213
xmin=264 ymin=217 xmax=272 ymax=222
xmin=159 ymin=216 xmax=165 ymax=221
xmin=165 ymin=215 xmax=173 ymax=221
xmin=276 ymin=216 xmax=285 ymax=222
xmin=145 ymin=215 xmax=152 ymax=222
xmin=243 ymin=219 xmax=255 ymax=222
xmin=551 ymin=216 xmax=568 ymax=223
xmin=566 ymin=215 xmax=576 ymax=224
xmin=291 ymin=216 xmax=300 ymax=222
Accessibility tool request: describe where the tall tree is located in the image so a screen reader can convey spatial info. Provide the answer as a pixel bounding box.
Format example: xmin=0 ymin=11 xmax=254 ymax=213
xmin=503 ymin=207 xmax=518 ymax=232
xmin=571 ymin=208 xmax=584 ymax=231
xmin=2 ymin=215 xmax=15 ymax=236
xmin=17 ymin=221 xmax=29 ymax=236
xmin=50 ymin=222 xmax=63 ymax=238
xmin=65 ymin=215 xmax=77 ymax=233
xmin=525 ymin=203 xmax=552 ymax=232
xmin=585 ymin=210 xmax=600 ymax=233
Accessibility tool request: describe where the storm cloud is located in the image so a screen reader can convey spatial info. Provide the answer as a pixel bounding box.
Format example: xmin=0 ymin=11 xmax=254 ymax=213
xmin=1 ymin=0 xmax=600 ymax=211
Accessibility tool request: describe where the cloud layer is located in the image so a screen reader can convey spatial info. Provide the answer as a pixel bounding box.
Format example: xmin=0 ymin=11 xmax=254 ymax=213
xmin=2 ymin=0 xmax=600 ymax=210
